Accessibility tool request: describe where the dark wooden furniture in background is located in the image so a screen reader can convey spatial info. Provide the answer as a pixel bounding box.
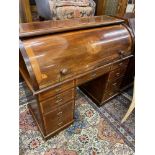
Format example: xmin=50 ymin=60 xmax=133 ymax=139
xmin=96 ymin=0 xmax=128 ymax=17
xmin=19 ymin=16 xmax=134 ymax=139
xmin=19 ymin=0 xmax=32 ymax=23
xmin=19 ymin=0 xmax=40 ymax=23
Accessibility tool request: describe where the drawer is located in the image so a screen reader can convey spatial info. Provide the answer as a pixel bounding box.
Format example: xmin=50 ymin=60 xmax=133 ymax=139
xmin=108 ymin=67 xmax=126 ymax=81
xmin=106 ymin=77 xmax=123 ymax=92
xmin=76 ymin=65 xmax=111 ymax=86
xmin=41 ymin=89 xmax=75 ymax=114
xmin=111 ymin=59 xmax=129 ymax=70
xmin=39 ymin=80 xmax=74 ymax=101
xmin=102 ymin=90 xmax=118 ymax=102
xmin=44 ymin=100 xmax=74 ymax=135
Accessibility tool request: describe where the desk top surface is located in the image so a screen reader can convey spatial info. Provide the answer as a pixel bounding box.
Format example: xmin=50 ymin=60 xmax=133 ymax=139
xmin=19 ymin=15 xmax=124 ymax=38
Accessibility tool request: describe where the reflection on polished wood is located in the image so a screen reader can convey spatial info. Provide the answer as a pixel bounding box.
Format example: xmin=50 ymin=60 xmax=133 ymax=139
xmin=19 ymin=15 xmax=134 ymax=139
xmin=19 ymin=15 xmax=124 ymax=37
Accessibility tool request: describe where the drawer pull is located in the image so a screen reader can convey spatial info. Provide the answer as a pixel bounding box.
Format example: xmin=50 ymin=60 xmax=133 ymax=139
xmin=109 ymin=92 xmax=113 ymax=96
xmin=58 ymin=117 xmax=62 ymax=121
xmin=56 ymin=98 xmax=63 ymax=103
xmin=91 ymin=73 xmax=97 ymax=78
xmin=58 ymin=122 xmax=63 ymax=126
xmin=119 ymin=50 xmax=125 ymax=58
xmin=119 ymin=62 xmax=123 ymax=66
xmin=116 ymin=73 xmax=120 ymax=76
xmin=57 ymin=111 xmax=63 ymax=116
xmin=60 ymin=68 xmax=68 ymax=75
xmin=55 ymin=88 xmax=61 ymax=92
xmin=112 ymin=82 xmax=117 ymax=86
xmin=119 ymin=50 xmax=125 ymax=55
xmin=56 ymin=95 xmax=61 ymax=99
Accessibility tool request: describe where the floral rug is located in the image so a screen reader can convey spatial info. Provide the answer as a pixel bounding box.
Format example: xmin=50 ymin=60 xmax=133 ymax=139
xmin=19 ymin=82 xmax=135 ymax=155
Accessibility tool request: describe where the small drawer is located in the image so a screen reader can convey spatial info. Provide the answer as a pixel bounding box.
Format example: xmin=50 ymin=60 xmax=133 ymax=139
xmin=106 ymin=78 xmax=123 ymax=92
xmin=39 ymin=80 xmax=74 ymax=101
xmin=41 ymin=89 xmax=75 ymax=114
xmin=108 ymin=67 xmax=126 ymax=81
xmin=44 ymin=100 xmax=74 ymax=134
xmin=76 ymin=65 xmax=111 ymax=86
xmin=111 ymin=59 xmax=129 ymax=70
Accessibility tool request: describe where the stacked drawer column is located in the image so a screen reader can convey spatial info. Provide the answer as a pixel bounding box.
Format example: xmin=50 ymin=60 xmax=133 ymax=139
xmin=79 ymin=59 xmax=130 ymax=106
xmin=37 ymin=81 xmax=75 ymax=138
xmin=102 ymin=59 xmax=129 ymax=102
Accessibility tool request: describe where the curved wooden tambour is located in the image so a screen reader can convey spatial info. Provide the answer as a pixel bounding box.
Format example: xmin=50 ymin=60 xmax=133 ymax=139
xmin=19 ymin=16 xmax=133 ymax=91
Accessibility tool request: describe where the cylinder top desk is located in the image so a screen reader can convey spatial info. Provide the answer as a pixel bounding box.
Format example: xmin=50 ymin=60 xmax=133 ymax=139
xmin=19 ymin=15 xmax=134 ymax=139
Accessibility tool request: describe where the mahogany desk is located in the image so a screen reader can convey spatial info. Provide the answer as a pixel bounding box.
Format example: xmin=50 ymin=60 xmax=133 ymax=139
xmin=19 ymin=15 xmax=134 ymax=139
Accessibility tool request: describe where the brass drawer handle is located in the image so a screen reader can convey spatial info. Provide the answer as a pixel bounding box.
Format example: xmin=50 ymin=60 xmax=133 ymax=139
xmin=60 ymin=68 xmax=68 ymax=75
xmin=56 ymin=98 xmax=63 ymax=103
xmin=56 ymin=95 xmax=61 ymax=99
xmin=55 ymin=88 xmax=61 ymax=92
xmin=57 ymin=117 xmax=62 ymax=122
xmin=57 ymin=111 xmax=63 ymax=116
xmin=112 ymin=82 xmax=117 ymax=86
xmin=109 ymin=92 xmax=113 ymax=96
xmin=118 ymin=50 xmax=125 ymax=58
xmin=116 ymin=72 xmax=120 ymax=76
xmin=58 ymin=122 xmax=63 ymax=126
xmin=119 ymin=62 xmax=123 ymax=66
xmin=91 ymin=73 xmax=97 ymax=78
xmin=119 ymin=50 xmax=125 ymax=55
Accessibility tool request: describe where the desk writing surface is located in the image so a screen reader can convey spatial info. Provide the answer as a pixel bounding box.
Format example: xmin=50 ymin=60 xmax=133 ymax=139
xmin=19 ymin=15 xmax=124 ymax=38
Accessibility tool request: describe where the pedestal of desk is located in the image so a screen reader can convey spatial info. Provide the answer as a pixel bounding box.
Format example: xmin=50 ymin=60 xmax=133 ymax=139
xmin=79 ymin=59 xmax=129 ymax=106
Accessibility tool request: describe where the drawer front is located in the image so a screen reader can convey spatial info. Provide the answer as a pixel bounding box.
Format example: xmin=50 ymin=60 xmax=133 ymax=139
xmin=106 ymin=78 xmax=123 ymax=92
xmin=111 ymin=59 xmax=129 ymax=70
xmin=76 ymin=65 xmax=111 ymax=86
xmin=41 ymin=89 xmax=75 ymax=114
xmin=39 ymin=81 xmax=74 ymax=101
xmin=44 ymin=100 xmax=74 ymax=135
xmin=108 ymin=67 xmax=126 ymax=81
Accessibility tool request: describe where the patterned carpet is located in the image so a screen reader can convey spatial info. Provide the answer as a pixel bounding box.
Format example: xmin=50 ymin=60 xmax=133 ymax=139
xmin=19 ymin=82 xmax=135 ymax=155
